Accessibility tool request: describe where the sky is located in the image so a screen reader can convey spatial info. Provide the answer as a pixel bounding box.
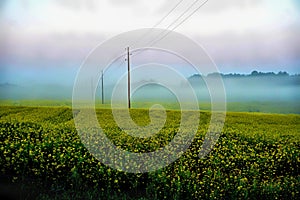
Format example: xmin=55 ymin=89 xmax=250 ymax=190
xmin=0 ymin=0 xmax=300 ymax=87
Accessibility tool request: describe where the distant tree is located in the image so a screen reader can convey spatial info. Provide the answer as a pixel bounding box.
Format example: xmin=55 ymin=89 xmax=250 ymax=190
xmin=277 ymin=71 xmax=289 ymax=76
xmin=207 ymin=72 xmax=223 ymax=77
xmin=251 ymin=70 xmax=259 ymax=76
xmin=265 ymin=72 xmax=275 ymax=76
xmin=223 ymin=73 xmax=245 ymax=78
xmin=189 ymin=74 xmax=202 ymax=79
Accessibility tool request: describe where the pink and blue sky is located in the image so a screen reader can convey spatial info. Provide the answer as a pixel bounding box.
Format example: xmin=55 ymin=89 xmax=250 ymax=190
xmin=0 ymin=0 xmax=300 ymax=87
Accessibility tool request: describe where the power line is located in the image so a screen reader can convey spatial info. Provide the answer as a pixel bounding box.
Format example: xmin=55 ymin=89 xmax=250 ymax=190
xmin=132 ymin=0 xmax=185 ymax=47
xmin=101 ymin=0 xmax=209 ymax=106
xmin=172 ymin=0 xmax=209 ymax=31
xmin=97 ymin=54 xmax=125 ymax=101
xmin=147 ymin=0 xmax=209 ymax=47
xmin=153 ymin=0 xmax=186 ymax=28
xmin=131 ymin=0 xmax=209 ymax=60
xmin=121 ymin=0 xmax=209 ymax=71
xmin=111 ymin=0 xmax=209 ymax=67
xmin=161 ymin=0 xmax=201 ymax=33
xmin=137 ymin=0 xmax=201 ymax=49
xmin=116 ymin=0 xmax=205 ymax=64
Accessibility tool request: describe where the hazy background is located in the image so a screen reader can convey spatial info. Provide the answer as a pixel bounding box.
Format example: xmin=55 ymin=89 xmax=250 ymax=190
xmin=0 ymin=0 xmax=299 ymax=109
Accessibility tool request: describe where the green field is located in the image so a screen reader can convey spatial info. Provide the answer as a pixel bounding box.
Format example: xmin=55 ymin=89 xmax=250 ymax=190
xmin=1 ymin=99 xmax=299 ymax=114
xmin=0 ymin=106 xmax=299 ymax=199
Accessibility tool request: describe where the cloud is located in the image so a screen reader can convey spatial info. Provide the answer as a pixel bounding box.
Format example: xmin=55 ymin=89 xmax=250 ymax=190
xmin=196 ymin=24 xmax=300 ymax=73
xmin=0 ymin=0 xmax=299 ymax=74
xmin=0 ymin=31 xmax=107 ymax=65
xmin=108 ymin=0 xmax=139 ymax=7
xmin=198 ymin=0 xmax=262 ymax=13
xmin=53 ymin=0 xmax=98 ymax=11
xmin=157 ymin=0 xmax=261 ymax=15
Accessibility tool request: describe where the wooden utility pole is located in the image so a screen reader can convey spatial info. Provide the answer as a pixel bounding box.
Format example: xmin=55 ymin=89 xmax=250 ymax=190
xmin=91 ymin=78 xmax=93 ymax=99
xmin=127 ymin=47 xmax=131 ymax=109
xmin=101 ymin=70 xmax=104 ymax=104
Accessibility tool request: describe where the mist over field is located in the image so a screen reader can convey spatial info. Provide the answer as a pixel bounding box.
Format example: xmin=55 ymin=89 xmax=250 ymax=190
xmin=1 ymin=71 xmax=299 ymax=104
xmin=188 ymin=73 xmax=300 ymax=102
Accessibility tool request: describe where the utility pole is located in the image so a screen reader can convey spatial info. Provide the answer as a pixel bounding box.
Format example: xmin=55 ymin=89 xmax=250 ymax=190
xmin=127 ymin=47 xmax=131 ymax=109
xmin=101 ymin=70 xmax=104 ymax=104
xmin=91 ymin=78 xmax=93 ymax=99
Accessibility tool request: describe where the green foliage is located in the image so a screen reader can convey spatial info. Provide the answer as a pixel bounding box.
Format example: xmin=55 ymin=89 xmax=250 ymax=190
xmin=0 ymin=106 xmax=299 ymax=199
